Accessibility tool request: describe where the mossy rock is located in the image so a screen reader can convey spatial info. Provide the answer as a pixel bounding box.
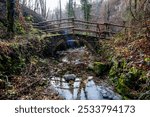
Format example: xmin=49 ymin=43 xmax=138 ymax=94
xmin=144 ymin=57 xmax=150 ymax=66
xmin=93 ymin=62 xmax=109 ymax=76
xmin=144 ymin=57 xmax=150 ymax=62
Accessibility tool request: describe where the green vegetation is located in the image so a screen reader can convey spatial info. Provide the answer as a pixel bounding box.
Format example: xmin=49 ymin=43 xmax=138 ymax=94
xmin=15 ymin=20 xmax=25 ymax=34
xmin=93 ymin=62 xmax=109 ymax=76
xmin=0 ymin=43 xmax=25 ymax=78
xmin=99 ymin=35 xmax=150 ymax=99
xmin=80 ymin=0 xmax=92 ymax=21
xmin=67 ymin=0 xmax=74 ymax=18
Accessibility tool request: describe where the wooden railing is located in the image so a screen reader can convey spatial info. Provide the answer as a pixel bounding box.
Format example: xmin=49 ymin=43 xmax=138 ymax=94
xmin=33 ymin=18 xmax=128 ymax=38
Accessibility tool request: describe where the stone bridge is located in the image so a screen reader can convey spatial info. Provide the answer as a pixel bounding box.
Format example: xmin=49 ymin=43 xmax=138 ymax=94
xmin=33 ymin=18 xmax=127 ymax=55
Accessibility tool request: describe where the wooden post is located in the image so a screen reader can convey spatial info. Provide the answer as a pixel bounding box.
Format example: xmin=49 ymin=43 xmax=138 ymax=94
xmin=97 ymin=24 xmax=101 ymax=38
xmin=72 ymin=17 xmax=75 ymax=35
xmin=123 ymin=21 xmax=127 ymax=36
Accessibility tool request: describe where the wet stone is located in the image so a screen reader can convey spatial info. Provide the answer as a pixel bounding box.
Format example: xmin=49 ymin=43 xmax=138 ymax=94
xmin=101 ymin=89 xmax=107 ymax=94
xmin=102 ymin=93 xmax=108 ymax=99
xmin=113 ymin=95 xmax=122 ymax=100
xmin=107 ymin=92 xmax=114 ymax=99
xmin=63 ymin=74 xmax=76 ymax=82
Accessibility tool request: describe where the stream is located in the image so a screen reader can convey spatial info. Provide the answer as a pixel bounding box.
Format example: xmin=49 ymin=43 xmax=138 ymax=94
xmin=49 ymin=47 xmax=122 ymax=100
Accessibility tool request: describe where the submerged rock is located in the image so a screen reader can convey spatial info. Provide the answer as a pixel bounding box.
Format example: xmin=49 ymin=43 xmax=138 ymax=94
xmin=63 ymin=74 xmax=76 ymax=82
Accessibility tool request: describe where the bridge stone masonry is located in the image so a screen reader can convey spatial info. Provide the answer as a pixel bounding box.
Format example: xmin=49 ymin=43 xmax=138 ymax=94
xmin=43 ymin=34 xmax=100 ymax=56
xmin=32 ymin=18 xmax=129 ymax=56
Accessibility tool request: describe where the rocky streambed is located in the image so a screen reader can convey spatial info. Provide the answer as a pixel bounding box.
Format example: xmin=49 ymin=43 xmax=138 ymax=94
xmin=48 ymin=47 xmax=122 ymax=100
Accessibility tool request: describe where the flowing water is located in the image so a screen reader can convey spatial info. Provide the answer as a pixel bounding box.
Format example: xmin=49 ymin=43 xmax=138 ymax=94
xmin=49 ymin=47 xmax=122 ymax=100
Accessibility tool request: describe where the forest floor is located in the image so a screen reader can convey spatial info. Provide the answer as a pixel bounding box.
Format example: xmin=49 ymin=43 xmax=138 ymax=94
xmin=98 ymin=33 xmax=150 ymax=99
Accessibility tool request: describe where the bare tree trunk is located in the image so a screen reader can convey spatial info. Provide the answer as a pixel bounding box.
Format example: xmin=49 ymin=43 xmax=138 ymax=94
xmin=59 ymin=0 xmax=62 ymax=20
xmin=7 ymin=0 xmax=15 ymax=37
xmin=39 ymin=0 xmax=47 ymax=18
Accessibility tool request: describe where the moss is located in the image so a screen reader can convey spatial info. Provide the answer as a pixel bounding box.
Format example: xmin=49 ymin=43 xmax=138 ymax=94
xmin=0 ymin=22 xmax=4 ymax=27
xmin=128 ymin=67 xmax=142 ymax=80
xmin=108 ymin=57 xmax=149 ymax=99
xmin=25 ymin=15 xmax=33 ymax=22
xmin=116 ymin=73 xmax=130 ymax=97
xmin=109 ymin=66 xmax=118 ymax=79
xmin=144 ymin=57 xmax=150 ymax=65
xmin=15 ymin=20 xmax=25 ymax=34
xmin=0 ymin=44 xmax=25 ymax=79
xmin=109 ymin=59 xmax=120 ymax=81
xmin=144 ymin=57 xmax=150 ymax=62
xmin=93 ymin=62 xmax=109 ymax=76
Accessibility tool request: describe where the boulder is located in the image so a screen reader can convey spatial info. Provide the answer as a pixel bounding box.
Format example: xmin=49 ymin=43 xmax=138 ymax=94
xmin=63 ymin=74 xmax=76 ymax=82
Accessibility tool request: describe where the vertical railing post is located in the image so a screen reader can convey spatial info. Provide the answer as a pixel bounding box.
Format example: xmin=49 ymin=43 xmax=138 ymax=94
xmin=97 ymin=24 xmax=101 ymax=38
xmin=71 ymin=17 xmax=75 ymax=36
xmin=123 ymin=21 xmax=127 ymax=36
xmin=105 ymin=23 xmax=110 ymax=38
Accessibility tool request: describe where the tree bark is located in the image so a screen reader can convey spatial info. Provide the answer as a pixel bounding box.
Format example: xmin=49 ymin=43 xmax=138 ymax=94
xmin=7 ymin=0 xmax=15 ymax=35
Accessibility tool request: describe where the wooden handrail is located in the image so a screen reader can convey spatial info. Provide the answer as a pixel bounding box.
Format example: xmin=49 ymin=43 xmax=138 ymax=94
xmin=101 ymin=23 xmax=131 ymax=28
xmin=74 ymin=19 xmax=99 ymax=25
xmin=74 ymin=22 xmax=97 ymax=27
xmin=32 ymin=18 xmax=132 ymax=38
xmin=73 ymin=28 xmax=99 ymax=33
xmin=33 ymin=17 xmax=74 ymax=25
xmin=33 ymin=21 xmax=73 ymax=28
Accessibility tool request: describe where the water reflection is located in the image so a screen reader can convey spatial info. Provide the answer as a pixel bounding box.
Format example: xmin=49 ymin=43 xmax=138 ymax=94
xmin=50 ymin=76 xmax=121 ymax=100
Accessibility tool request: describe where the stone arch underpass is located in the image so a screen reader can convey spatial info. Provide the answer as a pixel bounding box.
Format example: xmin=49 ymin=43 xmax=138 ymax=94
xmin=43 ymin=34 xmax=100 ymax=57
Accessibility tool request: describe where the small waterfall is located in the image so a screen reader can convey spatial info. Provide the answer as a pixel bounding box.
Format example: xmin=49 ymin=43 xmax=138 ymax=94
xmin=63 ymin=29 xmax=75 ymax=48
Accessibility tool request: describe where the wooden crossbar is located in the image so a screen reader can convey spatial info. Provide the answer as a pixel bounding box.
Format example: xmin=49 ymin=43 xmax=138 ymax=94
xmin=73 ymin=28 xmax=99 ymax=33
xmin=44 ymin=26 xmax=74 ymax=32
